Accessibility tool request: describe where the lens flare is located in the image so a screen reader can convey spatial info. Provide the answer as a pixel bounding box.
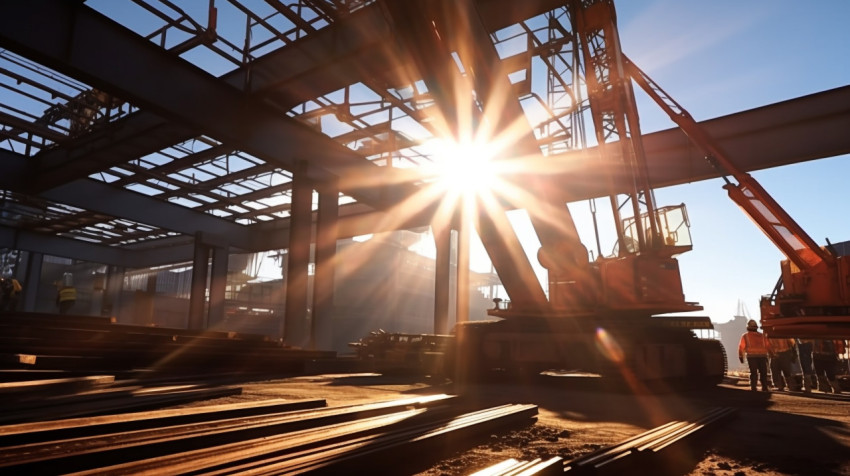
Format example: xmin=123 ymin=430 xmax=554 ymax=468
xmin=432 ymin=137 xmax=497 ymax=195
xmin=595 ymin=327 xmax=625 ymax=363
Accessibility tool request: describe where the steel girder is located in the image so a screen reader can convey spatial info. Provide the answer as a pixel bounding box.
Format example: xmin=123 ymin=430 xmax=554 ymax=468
xmin=33 ymin=113 xmax=198 ymax=193
xmin=304 ymin=85 xmax=850 ymax=240
xmin=4 ymin=0 xmax=843 ymax=201
xmin=0 ymin=0 xmax=415 ymax=208
xmin=3 ymin=85 xmax=847 ymax=266
xmin=0 ymin=0 xmax=847 ymax=269
xmin=11 ymin=0 xmax=567 ymax=194
xmin=0 ymin=225 xmax=194 ymax=268
xmin=1 ymin=149 xmax=257 ymax=249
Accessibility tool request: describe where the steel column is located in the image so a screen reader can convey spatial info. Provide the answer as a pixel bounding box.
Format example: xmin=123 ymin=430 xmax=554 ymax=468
xmin=103 ymin=265 xmax=124 ymax=320
xmin=208 ymin=246 xmax=229 ymax=330
xmin=21 ymin=252 xmax=43 ymax=312
xmin=188 ymin=234 xmax=210 ymax=330
xmin=311 ymin=180 xmax=339 ymax=350
xmin=284 ymin=162 xmax=313 ymax=348
xmin=456 ymin=224 xmax=471 ymax=324
xmin=433 ymin=224 xmax=452 ymax=334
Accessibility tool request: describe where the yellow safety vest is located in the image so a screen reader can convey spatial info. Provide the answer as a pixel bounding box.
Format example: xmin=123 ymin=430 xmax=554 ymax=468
xmin=58 ymin=287 xmax=77 ymax=303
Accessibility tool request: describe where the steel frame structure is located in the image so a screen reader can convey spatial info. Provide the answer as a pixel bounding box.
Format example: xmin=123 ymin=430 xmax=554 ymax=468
xmin=0 ymin=0 xmax=847 ymax=270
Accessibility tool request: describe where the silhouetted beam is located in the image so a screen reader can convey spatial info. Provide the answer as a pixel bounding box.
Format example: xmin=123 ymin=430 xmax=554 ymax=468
xmin=0 ymin=0 xmax=414 ymax=209
xmin=33 ymin=114 xmax=197 ymax=193
xmin=530 ymin=84 xmax=850 ymax=202
xmin=4 ymin=85 xmax=846 ymax=264
xmin=19 ymin=0 xmax=566 ymax=192
xmin=324 ymin=86 xmax=850 ymax=235
xmin=0 ymin=225 xmax=195 ymax=268
xmin=240 ymin=0 xmax=566 ymax=104
xmin=1 ymin=149 xmax=257 ymax=250
xmin=645 ymin=85 xmax=850 ymax=188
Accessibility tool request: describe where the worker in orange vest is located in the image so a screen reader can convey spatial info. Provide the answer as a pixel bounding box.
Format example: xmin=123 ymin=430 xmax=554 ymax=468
xmin=812 ymin=339 xmax=842 ymax=394
xmin=768 ymin=335 xmax=798 ymax=391
xmin=738 ymin=319 xmax=770 ymax=392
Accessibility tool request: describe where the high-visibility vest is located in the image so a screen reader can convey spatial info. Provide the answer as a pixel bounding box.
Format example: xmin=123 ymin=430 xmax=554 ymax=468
xmin=768 ymin=338 xmax=794 ymax=353
xmin=739 ymin=331 xmax=768 ymax=358
xmin=813 ymin=340 xmax=836 ymax=355
xmin=58 ymin=287 xmax=77 ymax=303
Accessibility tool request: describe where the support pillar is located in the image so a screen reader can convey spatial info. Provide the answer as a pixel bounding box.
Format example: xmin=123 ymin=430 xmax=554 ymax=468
xmin=285 ymin=161 xmax=312 ymax=348
xmin=103 ymin=265 xmax=124 ymax=320
xmin=208 ymin=245 xmax=229 ymax=329
xmin=433 ymin=224 xmax=451 ymax=334
xmin=188 ymin=233 xmax=210 ymax=330
xmin=311 ymin=179 xmax=338 ymax=350
xmin=456 ymin=222 xmax=470 ymax=323
xmin=21 ymin=251 xmax=42 ymax=312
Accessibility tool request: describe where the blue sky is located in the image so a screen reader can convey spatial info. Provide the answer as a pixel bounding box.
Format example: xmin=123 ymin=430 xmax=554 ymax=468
xmin=614 ymin=0 xmax=850 ymax=322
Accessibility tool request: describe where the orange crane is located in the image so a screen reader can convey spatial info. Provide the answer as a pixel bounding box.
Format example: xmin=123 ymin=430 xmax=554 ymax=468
xmin=444 ymin=0 xmax=726 ymax=386
xmin=624 ymin=58 xmax=850 ymax=339
xmin=384 ymin=0 xmax=845 ymax=386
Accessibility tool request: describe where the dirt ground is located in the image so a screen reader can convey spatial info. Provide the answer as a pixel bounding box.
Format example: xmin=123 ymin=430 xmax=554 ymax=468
xmin=181 ymin=373 xmax=850 ymax=475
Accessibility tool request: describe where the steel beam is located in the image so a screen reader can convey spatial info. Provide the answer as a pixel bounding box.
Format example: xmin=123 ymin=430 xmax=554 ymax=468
xmin=318 ymin=85 xmax=850 ymax=250
xmin=13 ymin=0 xmax=567 ymax=194
xmin=208 ymin=246 xmax=228 ymax=329
xmin=0 ymin=225 xmax=197 ymax=268
xmin=0 ymin=0 xmax=413 ymax=208
xmin=21 ymin=252 xmax=43 ymax=312
xmin=512 ymin=85 xmax=850 ymax=202
xmin=188 ymin=235 xmax=210 ymax=330
xmin=32 ymin=114 xmax=196 ymax=193
xmin=0 ymin=225 xmax=128 ymax=265
xmin=311 ymin=180 xmax=339 ymax=350
xmin=284 ymin=162 xmax=312 ymax=348
xmin=433 ymin=224 xmax=452 ymax=334
xmin=3 ymin=85 xmax=848 ymax=265
xmin=1 ymin=149 xmax=256 ymax=248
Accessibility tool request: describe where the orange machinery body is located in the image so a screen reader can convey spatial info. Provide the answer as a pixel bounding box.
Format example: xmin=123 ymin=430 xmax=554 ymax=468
xmin=761 ymin=253 xmax=850 ymax=338
xmin=782 ymin=256 xmax=850 ymax=307
xmin=468 ymin=247 xmax=720 ymax=383
xmin=545 ymin=254 xmax=696 ymax=316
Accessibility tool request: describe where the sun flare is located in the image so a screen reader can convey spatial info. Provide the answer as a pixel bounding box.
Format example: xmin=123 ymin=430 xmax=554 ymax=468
xmin=432 ymin=138 xmax=498 ymax=195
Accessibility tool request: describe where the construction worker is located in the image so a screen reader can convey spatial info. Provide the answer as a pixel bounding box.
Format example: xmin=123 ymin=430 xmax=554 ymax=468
xmin=768 ymin=335 xmax=798 ymax=391
xmin=795 ymin=339 xmax=816 ymax=392
xmin=0 ymin=277 xmax=21 ymax=311
xmin=738 ymin=319 xmax=770 ymax=392
xmin=57 ymin=284 xmax=77 ymax=315
xmin=812 ymin=339 xmax=842 ymax=394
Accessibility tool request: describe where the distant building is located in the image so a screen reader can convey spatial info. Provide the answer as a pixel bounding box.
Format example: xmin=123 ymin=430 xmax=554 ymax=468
xmin=714 ymin=302 xmax=752 ymax=371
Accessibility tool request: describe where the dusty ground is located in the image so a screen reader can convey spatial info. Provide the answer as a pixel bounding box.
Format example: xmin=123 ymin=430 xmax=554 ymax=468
xmin=179 ymin=373 xmax=850 ymax=475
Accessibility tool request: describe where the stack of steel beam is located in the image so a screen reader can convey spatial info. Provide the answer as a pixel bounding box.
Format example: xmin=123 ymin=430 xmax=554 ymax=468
xmin=0 ymin=311 xmax=334 ymax=376
xmin=0 ymin=394 xmax=536 ymax=475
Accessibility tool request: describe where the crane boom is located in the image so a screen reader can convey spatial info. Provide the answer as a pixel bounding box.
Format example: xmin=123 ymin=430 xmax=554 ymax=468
xmin=623 ymin=56 xmax=850 ymax=338
xmin=624 ymin=57 xmax=833 ymax=272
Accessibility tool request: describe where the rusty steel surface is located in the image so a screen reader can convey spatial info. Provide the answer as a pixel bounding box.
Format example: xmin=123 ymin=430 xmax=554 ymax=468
xmin=0 ymin=389 xmax=534 ymax=475
xmin=0 ymin=394 xmax=457 ymax=473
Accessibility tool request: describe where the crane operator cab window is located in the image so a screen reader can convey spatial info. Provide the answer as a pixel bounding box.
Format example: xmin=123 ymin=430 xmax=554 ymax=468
xmin=618 ymin=204 xmax=693 ymax=256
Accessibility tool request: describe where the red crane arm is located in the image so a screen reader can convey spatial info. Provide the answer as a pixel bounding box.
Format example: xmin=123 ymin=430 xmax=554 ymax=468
xmin=623 ymin=56 xmax=833 ymax=272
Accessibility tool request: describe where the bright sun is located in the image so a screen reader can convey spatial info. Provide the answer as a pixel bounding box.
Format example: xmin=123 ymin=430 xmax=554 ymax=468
xmin=432 ymin=138 xmax=498 ymax=195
